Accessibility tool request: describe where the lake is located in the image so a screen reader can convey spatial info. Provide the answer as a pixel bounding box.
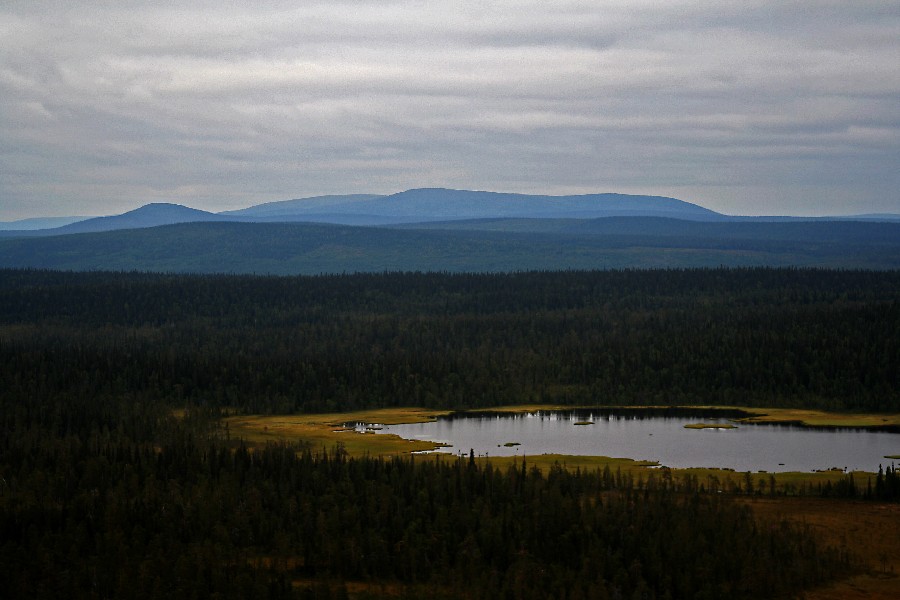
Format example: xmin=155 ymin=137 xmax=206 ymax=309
xmin=354 ymin=409 xmax=900 ymax=473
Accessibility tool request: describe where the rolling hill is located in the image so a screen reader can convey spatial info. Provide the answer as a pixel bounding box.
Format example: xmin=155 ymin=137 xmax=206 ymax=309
xmin=2 ymin=188 xmax=897 ymax=274
xmin=53 ymin=203 xmax=226 ymax=234
xmin=219 ymin=194 xmax=386 ymax=217
xmin=6 ymin=189 xmax=899 ymax=240
xmin=1 ymin=218 xmax=898 ymax=274
xmin=3 ymin=189 xmax=729 ymax=238
xmin=221 ymin=188 xmax=724 ymax=224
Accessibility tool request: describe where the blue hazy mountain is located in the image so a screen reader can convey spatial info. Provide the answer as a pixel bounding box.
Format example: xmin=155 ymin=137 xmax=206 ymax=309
xmin=222 ymin=188 xmax=724 ymax=224
xmin=838 ymin=213 xmax=900 ymax=222
xmin=3 ymin=189 xmax=725 ymax=237
xmin=219 ymin=194 xmax=386 ymax=217
xmin=53 ymin=203 xmax=227 ymax=234
xmin=355 ymin=188 xmax=723 ymax=220
xmin=6 ymin=189 xmax=898 ymax=240
xmin=0 ymin=216 xmax=93 ymax=231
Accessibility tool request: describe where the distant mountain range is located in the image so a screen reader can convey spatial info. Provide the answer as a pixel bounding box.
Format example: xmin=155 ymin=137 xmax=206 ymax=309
xmin=3 ymin=188 xmax=898 ymax=236
xmin=1 ymin=188 xmax=898 ymax=273
xmin=1 ymin=188 xmax=729 ymax=236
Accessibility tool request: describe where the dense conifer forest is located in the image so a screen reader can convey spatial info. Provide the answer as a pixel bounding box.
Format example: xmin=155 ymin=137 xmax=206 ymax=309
xmin=1 ymin=267 xmax=897 ymax=598
xmin=0 ymin=437 xmax=850 ymax=599
xmin=1 ymin=268 xmax=897 ymax=415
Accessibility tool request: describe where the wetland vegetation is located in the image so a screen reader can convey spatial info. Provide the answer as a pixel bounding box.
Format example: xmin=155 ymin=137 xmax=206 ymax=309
xmin=2 ymin=267 xmax=899 ymax=598
xmin=345 ymin=407 xmax=900 ymax=472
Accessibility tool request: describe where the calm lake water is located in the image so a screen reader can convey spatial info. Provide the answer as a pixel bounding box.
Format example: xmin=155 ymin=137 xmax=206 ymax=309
xmin=355 ymin=410 xmax=900 ymax=473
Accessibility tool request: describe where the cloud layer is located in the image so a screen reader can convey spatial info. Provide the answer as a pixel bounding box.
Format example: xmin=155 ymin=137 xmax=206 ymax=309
xmin=2 ymin=0 xmax=898 ymax=218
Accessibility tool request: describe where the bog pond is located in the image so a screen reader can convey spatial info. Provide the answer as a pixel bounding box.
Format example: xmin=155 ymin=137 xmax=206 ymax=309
xmin=353 ymin=409 xmax=900 ymax=473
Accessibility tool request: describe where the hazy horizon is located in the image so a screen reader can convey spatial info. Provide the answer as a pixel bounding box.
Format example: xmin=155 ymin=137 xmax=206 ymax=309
xmin=2 ymin=1 xmax=898 ymax=221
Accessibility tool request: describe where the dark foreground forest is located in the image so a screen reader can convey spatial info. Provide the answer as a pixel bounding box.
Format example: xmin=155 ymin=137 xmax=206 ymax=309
xmin=1 ymin=268 xmax=898 ymax=598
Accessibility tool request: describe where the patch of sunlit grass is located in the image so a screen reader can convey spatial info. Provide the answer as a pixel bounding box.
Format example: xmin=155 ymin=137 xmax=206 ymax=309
xmin=733 ymin=407 xmax=900 ymax=428
xmin=225 ymin=408 xmax=453 ymax=456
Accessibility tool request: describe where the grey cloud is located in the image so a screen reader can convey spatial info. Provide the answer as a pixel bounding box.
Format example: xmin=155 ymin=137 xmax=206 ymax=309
xmin=1 ymin=1 xmax=898 ymax=219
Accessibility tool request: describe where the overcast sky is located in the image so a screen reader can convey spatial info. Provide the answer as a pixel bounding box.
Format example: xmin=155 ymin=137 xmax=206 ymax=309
xmin=2 ymin=1 xmax=898 ymax=220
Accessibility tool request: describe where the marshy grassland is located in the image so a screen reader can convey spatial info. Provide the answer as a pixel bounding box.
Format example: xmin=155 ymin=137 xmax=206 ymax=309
xmin=224 ymin=407 xmax=453 ymax=455
xmin=733 ymin=407 xmax=900 ymax=428
xmin=224 ymin=404 xmax=899 ymax=491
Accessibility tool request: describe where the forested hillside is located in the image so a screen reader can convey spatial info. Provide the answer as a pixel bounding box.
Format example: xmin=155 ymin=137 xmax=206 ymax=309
xmin=2 ymin=218 xmax=899 ymax=272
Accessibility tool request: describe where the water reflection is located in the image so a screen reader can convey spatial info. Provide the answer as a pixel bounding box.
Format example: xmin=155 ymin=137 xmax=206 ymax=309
xmin=355 ymin=410 xmax=900 ymax=473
